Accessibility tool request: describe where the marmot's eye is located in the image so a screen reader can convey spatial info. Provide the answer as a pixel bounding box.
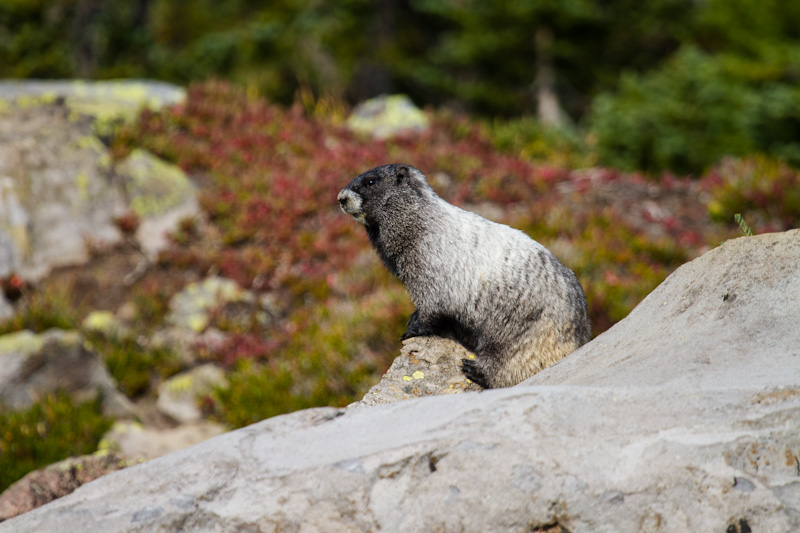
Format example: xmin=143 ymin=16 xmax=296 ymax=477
xmin=367 ymin=178 xmax=376 ymax=186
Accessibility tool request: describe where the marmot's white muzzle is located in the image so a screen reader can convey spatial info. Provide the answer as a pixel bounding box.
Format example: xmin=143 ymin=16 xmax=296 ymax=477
xmin=338 ymin=189 xmax=366 ymax=224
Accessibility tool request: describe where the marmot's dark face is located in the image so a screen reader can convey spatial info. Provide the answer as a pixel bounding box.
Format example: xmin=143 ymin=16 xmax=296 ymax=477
xmin=337 ymin=164 xmax=431 ymax=228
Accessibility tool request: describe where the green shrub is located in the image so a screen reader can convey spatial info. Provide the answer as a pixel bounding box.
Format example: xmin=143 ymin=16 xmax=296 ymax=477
xmin=483 ymin=116 xmax=592 ymax=168
xmin=589 ymin=47 xmax=761 ymax=175
xmin=0 ymin=287 xmax=79 ymax=336
xmin=86 ymin=333 xmax=183 ymax=398
xmin=0 ymin=392 xmax=113 ymax=493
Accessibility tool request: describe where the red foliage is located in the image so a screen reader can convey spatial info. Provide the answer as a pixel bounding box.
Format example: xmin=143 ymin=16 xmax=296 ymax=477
xmin=115 ymin=80 xmax=721 ymax=340
xmin=113 ymin=211 xmax=140 ymax=235
xmin=118 ymin=81 xmax=556 ymax=297
xmin=208 ymin=333 xmax=280 ymax=368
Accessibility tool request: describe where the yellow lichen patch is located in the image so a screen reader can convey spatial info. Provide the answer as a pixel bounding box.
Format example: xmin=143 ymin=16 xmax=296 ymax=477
xmin=75 ymin=172 xmax=90 ymax=201
xmin=402 ymin=375 xmax=413 ymax=382
xmin=412 ymin=371 xmax=425 ymax=380
xmin=81 ymin=310 xmax=118 ymax=336
xmin=165 ymin=373 xmax=195 ymax=393
xmin=0 ymin=330 xmax=44 ymax=355
xmin=118 ymin=149 xmax=195 ymax=217
xmin=347 ymin=94 xmax=429 ymax=139
xmin=187 ymin=313 xmax=209 ymax=333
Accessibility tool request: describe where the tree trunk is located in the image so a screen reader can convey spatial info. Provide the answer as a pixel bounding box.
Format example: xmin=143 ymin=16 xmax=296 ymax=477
xmin=534 ymin=26 xmax=565 ymax=127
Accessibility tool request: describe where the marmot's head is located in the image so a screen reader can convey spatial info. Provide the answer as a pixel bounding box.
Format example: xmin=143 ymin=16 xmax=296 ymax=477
xmin=338 ymin=164 xmax=434 ymax=227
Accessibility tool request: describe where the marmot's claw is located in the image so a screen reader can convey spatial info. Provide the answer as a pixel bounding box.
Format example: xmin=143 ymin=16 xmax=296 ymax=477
xmin=399 ymin=329 xmax=417 ymax=341
xmin=461 ymin=358 xmax=490 ymax=389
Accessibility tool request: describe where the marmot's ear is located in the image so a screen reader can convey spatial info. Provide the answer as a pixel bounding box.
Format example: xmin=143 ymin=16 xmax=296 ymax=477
xmin=395 ymin=165 xmax=408 ymax=184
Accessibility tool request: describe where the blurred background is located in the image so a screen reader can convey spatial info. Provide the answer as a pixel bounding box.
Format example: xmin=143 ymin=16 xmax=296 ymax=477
xmin=1 ymin=0 xmax=799 ymax=513
xmin=3 ymin=0 xmax=800 ymax=173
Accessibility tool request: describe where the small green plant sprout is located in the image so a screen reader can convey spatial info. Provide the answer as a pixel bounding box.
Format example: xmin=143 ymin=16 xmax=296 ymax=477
xmin=734 ymin=213 xmax=753 ymax=236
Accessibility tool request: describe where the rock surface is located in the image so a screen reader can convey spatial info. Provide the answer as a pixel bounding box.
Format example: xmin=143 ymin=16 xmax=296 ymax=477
xmin=3 ymin=230 xmax=800 ymax=532
xmin=0 ymin=329 xmax=135 ymax=417
xmin=165 ymin=276 xmax=270 ymax=333
xmin=346 ymin=94 xmax=429 ymax=139
xmin=0 ymin=453 xmax=142 ymax=523
xmin=525 ymin=230 xmax=800 ymax=389
xmin=99 ymin=420 xmax=228 ymax=461
xmin=350 ymin=337 xmax=480 ymax=408
xmin=156 ymin=364 xmax=228 ymax=424
xmin=0 ymin=79 xmax=185 ymax=126
xmin=0 ymin=80 xmax=192 ymax=311
xmin=115 ymin=148 xmax=199 ymax=258
xmin=0 ymin=103 xmax=127 ymax=280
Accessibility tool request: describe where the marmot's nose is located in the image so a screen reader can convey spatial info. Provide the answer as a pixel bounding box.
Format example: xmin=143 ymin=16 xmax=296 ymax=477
xmin=337 ymin=190 xmax=349 ymax=208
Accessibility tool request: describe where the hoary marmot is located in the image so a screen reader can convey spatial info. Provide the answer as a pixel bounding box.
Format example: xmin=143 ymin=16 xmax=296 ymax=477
xmin=337 ymin=164 xmax=591 ymax=388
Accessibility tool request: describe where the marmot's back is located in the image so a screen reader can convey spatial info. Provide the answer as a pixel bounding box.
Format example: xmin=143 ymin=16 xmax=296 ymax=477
xmin=338 ymin=164 xmax=591 ymax=388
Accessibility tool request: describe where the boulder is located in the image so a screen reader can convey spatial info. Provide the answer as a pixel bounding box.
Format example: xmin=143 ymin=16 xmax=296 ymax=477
xmin=0 ymin=103 xmax=127 ymax=281
xmin=0 ymin=453 xmax=141 ymax=523
xmin=81 ymin=310 xmax=127 ymax=338
xmin=156 ymin=364 xmax=228 ymax=424
xmin=2 ymin=230 xmax=799 ymax=532
xmin=0 ymin=79 xmax=185 ymax=130
xmin=114 ymin=148 xmax=199 ymax=258
xmin=524 ymin=230 xmax=800 ymax=389
xmin=149 ymin=326 xmax=228 ymax=368
xmin=347 ymin=94 xmax=429 ymax=139
xmin=350 ymin=336 xmax=480 ymax=409
xmin=0 ymin=80 xmax=191 ymax=294
xmin=0 ymin=329 xmax=135 ymax=418
xmin=98 ymin=420 xmax=227 ymax=461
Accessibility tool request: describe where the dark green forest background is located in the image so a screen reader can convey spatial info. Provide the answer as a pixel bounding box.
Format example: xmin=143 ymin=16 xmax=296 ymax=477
xmin=3 ymin=0 xmax=800 ymax=174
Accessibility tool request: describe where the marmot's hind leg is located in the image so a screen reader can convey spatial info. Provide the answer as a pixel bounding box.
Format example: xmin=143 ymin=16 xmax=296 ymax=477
xmin=461 ymin=358 xmax=491 ymax=388
xmin=461 ymin=345 xmax=507 ymax=389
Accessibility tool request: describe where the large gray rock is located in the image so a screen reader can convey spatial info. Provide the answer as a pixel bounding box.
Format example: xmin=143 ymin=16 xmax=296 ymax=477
xmin=524 ymin=230 xmax=800 ymax=389
xmin=156 ymin=364 xmax=228 ymax=424
xmin=0 ymin=453 xmax=141 ymax=523
xmin=0 ymin=80 xmax=185 ymax=126
xmin=0 ymin=329 xmax=135 ymax=417
xmin=3 ymin=230 xmax=800 ymax=532
xmin=0 ymin=80 xmax=192 ymax=286
xmin=115 ymin=148 xmax=199 ymax=258
xmin=0 ymin=104 xmax=127 ymax=281
xmin=347 ymin=94 xmax=429 ymax=139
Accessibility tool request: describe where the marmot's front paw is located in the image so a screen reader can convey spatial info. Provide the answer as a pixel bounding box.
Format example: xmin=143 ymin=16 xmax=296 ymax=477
xmin=400 ymin=311 xmax=431 ymax=340
xmin=400 ymin=326 xmax=430 ymax=341
xmin=461 ymin=358 xmax=490 ymax=389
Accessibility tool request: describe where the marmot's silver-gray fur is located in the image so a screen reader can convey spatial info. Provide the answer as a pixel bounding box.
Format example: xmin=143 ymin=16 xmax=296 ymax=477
xmin=338 ymin=164 xmax=591 ymax=388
